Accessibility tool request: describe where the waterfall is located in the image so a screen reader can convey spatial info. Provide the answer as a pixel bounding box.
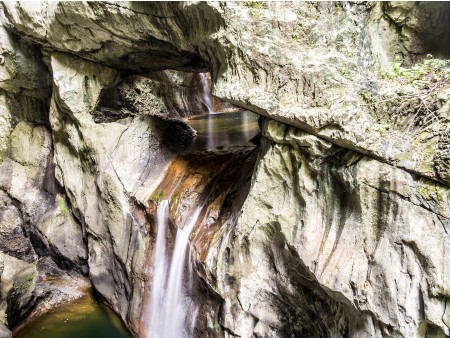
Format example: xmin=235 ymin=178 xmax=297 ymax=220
xmin=147 ymin=200 xmax=201 ymax=338
xmin=147 ymin=200 xmax=169 ymax=336
xmin=198 ymin=73 xmax=215 ymax=114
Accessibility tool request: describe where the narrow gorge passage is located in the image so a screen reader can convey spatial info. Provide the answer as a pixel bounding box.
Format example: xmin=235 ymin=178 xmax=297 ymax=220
xmin=143 ymin=105 xmax=260 ymax=337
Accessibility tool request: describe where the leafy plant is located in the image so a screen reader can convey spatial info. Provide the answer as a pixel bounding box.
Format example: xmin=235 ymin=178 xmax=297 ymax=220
xmin=382 ymin=54 xmax=450 ymax=90
xmin=374 ymin=54 xmax=449 ymax=139
xmin=151 ymin=190 xmax=164 ymax=203
xmin=58 ymin=198 xmax=67 ymax=216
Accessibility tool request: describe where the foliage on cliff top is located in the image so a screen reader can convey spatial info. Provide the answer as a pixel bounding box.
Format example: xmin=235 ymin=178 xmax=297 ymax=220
xmin=382 ymin=54 xmax=450 ymax=91
xmin=365 ymin=55 xmax=450 ymax=141
xmin=243 ymin=1 xmax=266 ymax=10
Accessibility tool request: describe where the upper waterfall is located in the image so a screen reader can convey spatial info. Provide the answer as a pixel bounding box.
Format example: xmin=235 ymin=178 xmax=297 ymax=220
xmin=198 ymin=73 xmax=214 ymax=114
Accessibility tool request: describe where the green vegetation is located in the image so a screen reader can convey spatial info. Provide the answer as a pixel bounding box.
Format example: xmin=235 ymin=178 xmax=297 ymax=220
xmin=151 ymin=190 xmax=164 ymax=203
xmin=243 ymin=1 xmax=265 ymax=9
xmin=371 ymin=55 xmax=450 ymax=140
xmin=382 ymin=54 xmax=450 ymax=90
xmin=58 ymin=198 xmax=67 ymax=216
xmin=417 ymin=180 xmax=447 ymax=216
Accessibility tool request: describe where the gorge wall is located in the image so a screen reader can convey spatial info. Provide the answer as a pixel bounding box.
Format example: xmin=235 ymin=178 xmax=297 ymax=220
xmin=0 ymin=2 xmax=449 ymax=338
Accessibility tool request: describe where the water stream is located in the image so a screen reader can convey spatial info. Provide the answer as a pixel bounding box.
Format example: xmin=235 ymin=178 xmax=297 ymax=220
xmin=198 ymin=73 xmax=214 ymax=114
xmin=147 ymin=200 xmax=169 ymax=335
xmin=147 ymin=201 xmax=202 ymax=338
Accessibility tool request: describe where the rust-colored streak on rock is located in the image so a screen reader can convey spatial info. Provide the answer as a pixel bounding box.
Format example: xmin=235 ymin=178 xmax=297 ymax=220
xmin=149 ymin=148 xmax=257 ymax=262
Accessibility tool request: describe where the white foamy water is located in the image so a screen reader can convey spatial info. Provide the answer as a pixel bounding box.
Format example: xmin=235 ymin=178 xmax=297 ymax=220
xmin=199 ymin=73 xmax=215 ymax=114
xmin=147 ymin=200 xmax=169 ymax=336
xmin=147 ymin=201 xmax=201 ymax=338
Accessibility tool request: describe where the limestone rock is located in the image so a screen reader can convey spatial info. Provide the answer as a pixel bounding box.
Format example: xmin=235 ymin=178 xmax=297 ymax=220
xmin=0 ymin=253 xmax=37 ymax=328
xmin=2 ymin=1 xmax=447 ymax=185
xmin=0 ymin=21 xmax=50 ymax=98
xmin=0 ymin=191 xmax=35 ymax=262
xmin=205 ymin=119 xmax=450 ymax=337
xmin=0 ymin=120 xmax=54 ymax=226
xmin=377 ymin=2 xmax=450 ymax=63
xmin=34 ymin=197 xmax=88 ymax=274
xmin=0 ymin=322 xmax=11 ymax=338
xmin=48 ymin=51 xmax=175 ymax=334
xmin=94 ymin=71 xmax=209 ymax=123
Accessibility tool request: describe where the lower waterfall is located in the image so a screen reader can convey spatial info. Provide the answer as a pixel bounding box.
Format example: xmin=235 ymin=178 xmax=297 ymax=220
xmin=147 ymin=200 xmax=202 ymax=338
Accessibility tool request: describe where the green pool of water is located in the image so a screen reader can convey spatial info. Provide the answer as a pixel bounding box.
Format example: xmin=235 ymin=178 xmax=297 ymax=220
xmin=187 ymin=110 xmax=260 ymax=151
xmin=14 ymin=292 xmax=133 ymax=338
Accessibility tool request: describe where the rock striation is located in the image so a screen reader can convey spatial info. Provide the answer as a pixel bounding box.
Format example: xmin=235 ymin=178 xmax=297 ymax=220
xmin=0 ymin=1 xmax=448 ymax=338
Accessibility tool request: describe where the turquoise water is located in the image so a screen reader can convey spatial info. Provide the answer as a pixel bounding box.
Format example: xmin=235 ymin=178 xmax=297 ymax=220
xmin=14 ymin=292 xmax=133 ymax=338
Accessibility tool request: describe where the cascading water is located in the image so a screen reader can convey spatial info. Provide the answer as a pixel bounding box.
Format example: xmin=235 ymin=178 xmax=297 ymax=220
xmin=198 ymin=73 xmax=215 ymax=114
xmin=147 ymin=200 xmax=202 ymax=338
xmin=147 ymin=200 xmax=169 ymax=336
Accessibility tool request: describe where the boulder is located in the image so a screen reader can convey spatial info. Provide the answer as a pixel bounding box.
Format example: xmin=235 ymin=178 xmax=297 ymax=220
xmin=0 ymin=253 xmax=37 ymax=328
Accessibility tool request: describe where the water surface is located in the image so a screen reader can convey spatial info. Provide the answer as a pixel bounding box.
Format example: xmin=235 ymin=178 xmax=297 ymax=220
xmin=187 ymin=110 xmax=260 ymax=151
xmin=15 ymin=292 xmax=133 ymax=338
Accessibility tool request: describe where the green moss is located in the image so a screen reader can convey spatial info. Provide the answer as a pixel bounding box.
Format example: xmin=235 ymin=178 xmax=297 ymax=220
xmin=373 ymin=123 xmax=390 ymax=135
xmin=58 ymin=198 xmax=67 ymax=217
xmin=417 ymin=179 xmax=448 ymax=215
xmin=418 ymin=141 xmax=435 ymax=173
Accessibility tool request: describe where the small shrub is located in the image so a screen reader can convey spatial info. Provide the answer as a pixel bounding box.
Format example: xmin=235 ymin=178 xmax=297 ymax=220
xmin=151 ymin=190 xmax=164 ymax=203
xmin=376 ymin=55 xmax=449 ymax=138
xmin=382 ymin=54 xmax=450 ymax=90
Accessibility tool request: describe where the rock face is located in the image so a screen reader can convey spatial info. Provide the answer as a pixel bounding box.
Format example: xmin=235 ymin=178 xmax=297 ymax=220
xmin=202 ymin=120 xmax=450 ymax=337
xmin=1 ymin=1 xmax=449 ymax=186
xmin=0 ymin=1 xmax=448 ymax=338
xmin=0 ymin=253 xmax=37 ymax=328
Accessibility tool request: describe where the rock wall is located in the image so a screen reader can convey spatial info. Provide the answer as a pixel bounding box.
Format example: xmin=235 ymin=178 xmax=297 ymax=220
xmin=1 ymin=1 xmax=449 ymax=185
xmin=0 ymin=15 xmax=91 ymax=336
xmin=0 ymin=1 xmax=448 ymax=338
xmin=202 ymin=120 xmax=450 ymax=337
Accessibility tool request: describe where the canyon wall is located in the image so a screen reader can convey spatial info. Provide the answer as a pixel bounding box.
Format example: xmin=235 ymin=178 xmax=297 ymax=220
xmin=0 ymin=2 xmax=448 ymax=338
